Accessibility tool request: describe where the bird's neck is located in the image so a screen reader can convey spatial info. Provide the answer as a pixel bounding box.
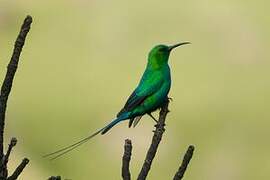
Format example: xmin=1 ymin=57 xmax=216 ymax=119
xmin=147 ymin=57 xmax=168 ymax=70
xmin=146 ymin=61 xmax=169 ymax=72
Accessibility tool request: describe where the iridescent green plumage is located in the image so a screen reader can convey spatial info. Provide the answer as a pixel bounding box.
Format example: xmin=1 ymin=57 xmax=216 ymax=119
xmin=44 ymin=42 xmax=190 ymax=159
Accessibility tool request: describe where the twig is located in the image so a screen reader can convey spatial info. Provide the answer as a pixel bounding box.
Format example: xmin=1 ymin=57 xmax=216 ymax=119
xmin=7 ymin=158 xmax=29 ymax=180
xmin=0 ymin=15 xmax=32 ymax=158
xmin=173 ymin=145 xmax=195 ymax=180
xmin=0 ymin=138 xmax=17 ymax=178
xmin=2 ymin=138 xmax=17 ymax=166
xmin=0 ymin=15 xmax=32 ymax=179
xmin=48 ymin=176 xmax=61 ymax=180
xmin=122 ymin=139 xmax=132 ymax=180
xmin=137 ymin=100 xmax=169 ymax=180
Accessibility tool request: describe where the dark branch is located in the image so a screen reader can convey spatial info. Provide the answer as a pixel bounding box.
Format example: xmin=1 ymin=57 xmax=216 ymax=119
xmin=0 ymin=15 xmax=32 ymax=158
xmin=137 ymin=100 xmax=169 ymax=180
xmin=0 ymin=138 xmax=17 ymax=178
xmin=122 ymin=139 xmax=132 ymax=180
xmin=0 ymin=15 xmax=32 ymax=179
xmin=2 ymin=138 xmax=17 ymax=166
xmin=173 ymin=145 xmax=195 ymax=180
xmin=48 ymin=176 xmax=62 ymax=180
xmin=7 ymin=158 xmax=29 ymax=180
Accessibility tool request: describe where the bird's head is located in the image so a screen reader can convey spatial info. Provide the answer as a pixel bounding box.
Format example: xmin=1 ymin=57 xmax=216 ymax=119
xmin=148 ymin=42 xmax=190 ymax=68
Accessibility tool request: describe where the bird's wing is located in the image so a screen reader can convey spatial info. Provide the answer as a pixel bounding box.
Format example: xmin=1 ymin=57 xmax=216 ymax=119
xmin=117 ymin=91 xmax=147 ymax=117
xmin=117 ymin=73 xmax=163 ymax=117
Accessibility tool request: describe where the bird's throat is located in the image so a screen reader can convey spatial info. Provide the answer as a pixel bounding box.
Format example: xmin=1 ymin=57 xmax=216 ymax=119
xmin=147 ymin=56 xmax=169 ymax=70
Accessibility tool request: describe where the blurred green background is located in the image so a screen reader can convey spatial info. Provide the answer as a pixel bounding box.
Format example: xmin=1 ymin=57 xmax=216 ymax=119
xmin=0 ymin=0 xmax=270 ymax=179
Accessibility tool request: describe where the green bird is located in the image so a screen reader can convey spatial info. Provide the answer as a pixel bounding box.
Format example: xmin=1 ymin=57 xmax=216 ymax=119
xmin=44 ymin=42 xmax=190 ymax=159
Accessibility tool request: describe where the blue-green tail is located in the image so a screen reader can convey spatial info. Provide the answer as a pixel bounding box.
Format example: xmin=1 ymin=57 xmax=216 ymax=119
xmin=101 ymin=113 xmax=129 ymax=134
xmin=43 ymin=113 xmax=130 ymax=160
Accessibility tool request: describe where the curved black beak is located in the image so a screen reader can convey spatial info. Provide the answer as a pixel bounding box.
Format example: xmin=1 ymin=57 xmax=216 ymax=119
xmin=168 ymin=42 xmax=190 ymax=51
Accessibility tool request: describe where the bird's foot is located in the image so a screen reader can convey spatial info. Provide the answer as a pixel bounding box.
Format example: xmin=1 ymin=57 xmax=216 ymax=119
xmin=148 ymin=113 xmax=158 ymax=123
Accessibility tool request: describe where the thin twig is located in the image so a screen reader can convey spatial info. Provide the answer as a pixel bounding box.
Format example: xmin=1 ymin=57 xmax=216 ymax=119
xmin=137 ymin=100 xmax=169 ymax=180
xmin=0 ymin=138 xmax=17 ymax=178
xmin=0 ymin=15 xmax=32 ymax=158
xmin=48 ymin=176 xmax=62 ymax=180
xmin=122 ymin=139 xmax=132 ymax=180
xmin=3 ymin=138 xmax=17 ymax=166
xmin=0 ymin=15 xmax=32 ymax=179
xmin=173 ymin=145 xmax=195 ymax=180
xmin=7 ymin=158 xmax=29 ymax=180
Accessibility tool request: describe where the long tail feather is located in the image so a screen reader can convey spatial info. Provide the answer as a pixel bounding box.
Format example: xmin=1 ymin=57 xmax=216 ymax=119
xmin=43 ymin=114 xmax=129 ymax=160
xmin=43 ymin=128 xmax=104 ymax=160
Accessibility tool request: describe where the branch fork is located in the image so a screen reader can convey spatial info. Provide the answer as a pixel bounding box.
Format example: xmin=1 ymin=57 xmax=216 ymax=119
xmin=121 ymin=101 xmax=195 ymax=180
xmin=0 ymin=15 xmax=32 ymax=179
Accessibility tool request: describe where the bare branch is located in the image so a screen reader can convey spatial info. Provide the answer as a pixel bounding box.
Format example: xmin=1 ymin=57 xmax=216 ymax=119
xmin=2 ymin=138 xmax=17 ymax=166
xmin=48 ymin=176 xmax=61 ymax=180
xmin=137 ymin=100 xmax=169 ymax=180
xmin=0 ymin=15 xmax=32 ymax=179
xmin=0 ymin=15 xmax=32 ymax=158
xmin=7 ymin=158 xmax=29 ymax=180
xmin=122 ymin=139 xmax=132 ymax=180
xmin=173 ymin=145 xmax=195 ymax=180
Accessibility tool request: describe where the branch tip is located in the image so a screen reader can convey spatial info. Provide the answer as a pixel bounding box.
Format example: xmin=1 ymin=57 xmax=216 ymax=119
xmin=10 ymin=137 xmax=17 ymax=147
xmin=173 ymin=145 xmax=195 ymax=180
xmin=122 ymin=139 xmax=132 ymax=180
xmin=7 ymin=158 xmax=29 ymax=180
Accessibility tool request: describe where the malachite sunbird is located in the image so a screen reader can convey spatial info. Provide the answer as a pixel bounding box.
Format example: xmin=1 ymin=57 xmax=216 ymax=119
xmin=44 ymin=42 xmax=190 ymax=159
